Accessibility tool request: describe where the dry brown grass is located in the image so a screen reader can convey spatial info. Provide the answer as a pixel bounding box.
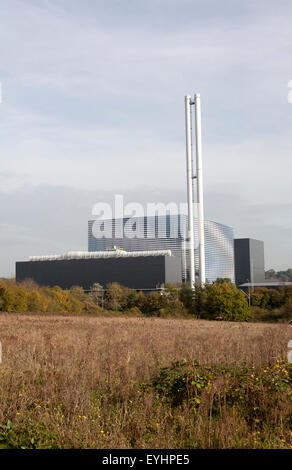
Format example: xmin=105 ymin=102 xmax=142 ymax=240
xmin=0 ymin=313 xmax=291 ymax=449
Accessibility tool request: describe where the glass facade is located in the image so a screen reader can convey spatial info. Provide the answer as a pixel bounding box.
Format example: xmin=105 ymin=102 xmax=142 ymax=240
xmin=88 ymin=214 xmax=234 ymax=283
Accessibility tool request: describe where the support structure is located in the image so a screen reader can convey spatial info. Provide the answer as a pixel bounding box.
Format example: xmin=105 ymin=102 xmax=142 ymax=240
xmin=194 ymin=94 xmax=206 ymax=286
xmin=185 ymin=95 xmax=195 ymax=288
xmin=184 ymin=94 xmax=206 ymax=288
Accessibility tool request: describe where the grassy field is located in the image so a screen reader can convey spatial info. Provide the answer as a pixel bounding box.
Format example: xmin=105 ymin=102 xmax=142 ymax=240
xmin=0 ymin=313 xmax=291 ymax=449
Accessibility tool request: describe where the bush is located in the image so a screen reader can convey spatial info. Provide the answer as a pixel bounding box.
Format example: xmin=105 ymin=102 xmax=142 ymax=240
xmin=144 ymin=359 xmax=292 ymax=436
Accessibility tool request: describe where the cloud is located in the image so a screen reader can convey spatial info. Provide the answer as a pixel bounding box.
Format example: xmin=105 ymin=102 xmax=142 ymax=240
xmin=0 ymin=0 xmax=291 ymax=274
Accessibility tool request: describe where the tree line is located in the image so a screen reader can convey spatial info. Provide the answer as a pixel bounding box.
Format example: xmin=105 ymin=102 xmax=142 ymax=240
xmin=265 ymin=268 xmax=292 ymax=282
xmin=0 ymin=278 xmax=291 ymax=322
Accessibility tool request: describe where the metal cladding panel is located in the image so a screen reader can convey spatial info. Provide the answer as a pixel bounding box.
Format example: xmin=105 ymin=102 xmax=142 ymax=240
xmin=249 ymin=239 xmax=265 ymax=283
xmin=202 ymin=219 xmax=234 ymax=283
xmin=88 ymin=215 xmax=234 ymax=283
xmin=234 ymin=238 xmax=265 ymax=286
xmin=164 ymin=256 xmax=182 ymax=285
xmin=234 ymin=239 xmax=251 ymax=286
xmin=16 ymin=256 xmax=178 ymax=290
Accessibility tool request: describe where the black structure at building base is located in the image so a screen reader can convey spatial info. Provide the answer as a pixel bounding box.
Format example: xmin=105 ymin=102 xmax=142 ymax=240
xmin=16 ymin=255 xmax=182 ymax=291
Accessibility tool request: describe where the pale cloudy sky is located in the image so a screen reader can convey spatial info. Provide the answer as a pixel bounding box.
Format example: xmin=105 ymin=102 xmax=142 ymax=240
xmin=1 ymin=0 xmax=292 ymax=276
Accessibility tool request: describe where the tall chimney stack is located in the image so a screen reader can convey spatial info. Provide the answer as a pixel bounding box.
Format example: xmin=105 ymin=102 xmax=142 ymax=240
xmin=184 ymin=94 xmax=206 ymax=288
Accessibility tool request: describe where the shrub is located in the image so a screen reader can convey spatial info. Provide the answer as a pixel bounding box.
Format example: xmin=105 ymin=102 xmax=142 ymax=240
xmin=146 ymin=359 xmax=292 ymax=429
xmin=148 ymin=360 xmax=214 ymax=405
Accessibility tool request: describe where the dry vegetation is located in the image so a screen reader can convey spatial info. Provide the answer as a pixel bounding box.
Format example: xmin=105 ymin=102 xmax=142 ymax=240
xmin=0 ymin=313 xmax=291 ymax=449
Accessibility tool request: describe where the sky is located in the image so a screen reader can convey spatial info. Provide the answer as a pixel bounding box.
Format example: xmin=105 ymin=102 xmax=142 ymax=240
xmin=1 ymin=0 xmax=292 ymax=277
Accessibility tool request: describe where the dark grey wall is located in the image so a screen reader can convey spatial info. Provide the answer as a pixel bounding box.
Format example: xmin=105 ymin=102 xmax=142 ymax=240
xmin=234 ymin=238 xmax=265 ymax=286
xmin=234 ymin=239 xmax=250 ymax=286
xmin=16 ymin=256 xmax=182 ymax=290
xmin=164 ymin=255 xmax=183 ymax=285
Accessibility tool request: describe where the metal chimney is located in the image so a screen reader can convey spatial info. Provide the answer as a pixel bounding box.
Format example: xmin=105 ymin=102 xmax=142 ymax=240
xmin=185 ymin=95 xmax=195 ymax=288
xmin=194 ymin=94 xmax=206 ymax=286
xmin=184 ymin=94 xmax=206 ymax=288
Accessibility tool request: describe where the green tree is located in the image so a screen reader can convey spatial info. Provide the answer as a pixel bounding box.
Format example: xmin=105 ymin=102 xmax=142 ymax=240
xmin=125 ymin=290 xmax=145 ymax=310
xmin=179 ymin=282 xmax=194 ymax=313
xmin=0 ymin=280 xmax=28 ymax=312
xmin=104 ymin=283 xmax=133 ymax=311
xmin=0 ymin=280 xmax=14 ymax=311
xmin=250 ymin=287 xmax=271 ymax=309
xmin=202 ymin=281 xmax=251 ymax=321
xmin=141 ymin=291 xmax=167 ymax=316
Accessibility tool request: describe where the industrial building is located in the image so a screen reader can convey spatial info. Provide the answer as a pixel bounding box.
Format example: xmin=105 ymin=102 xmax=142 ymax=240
xmin=16 ymin=213 xmax=236 ymax=290
xmin=14 ymin=93 xmax=266 ymax=293
xmin=16 ymin=230 xmax=265 ymax=292
xmin=16 ymin=249 xmax=182 ymax=291
xmin=88 ymin=214 xmax=235 ymax=284
xmin=234 ymin=238 xmax=265 ymax=287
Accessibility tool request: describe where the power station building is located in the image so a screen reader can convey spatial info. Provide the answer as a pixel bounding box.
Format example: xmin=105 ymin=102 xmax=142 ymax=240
xmin=14 ymin=94 xmax=266 ymax=292
xmin=15 ymin=214 xmax=235 ymax=290
xmin=88 ymin=214 xmax=235 ymax=284
xmin=15 ymin=216 xmax=266 ymax=291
